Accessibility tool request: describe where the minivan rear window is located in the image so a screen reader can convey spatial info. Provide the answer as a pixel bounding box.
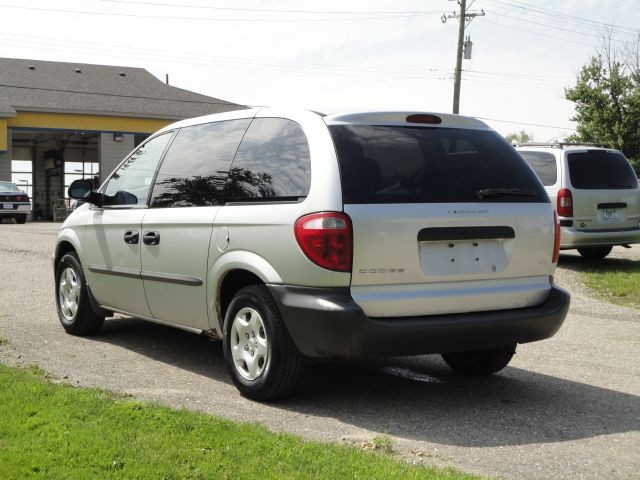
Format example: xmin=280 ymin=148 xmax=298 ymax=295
xmin=568 ymin=150 xmax=638 ymax=189
xmin=329 ymin=125 xmax=548 ymax=204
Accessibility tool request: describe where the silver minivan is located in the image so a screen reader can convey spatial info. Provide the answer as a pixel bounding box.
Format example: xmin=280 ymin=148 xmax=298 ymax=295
xmin=55 ymin=108 xmax=570 ymax=400
xmin=517 ymin=143 xmax=640 ymax=259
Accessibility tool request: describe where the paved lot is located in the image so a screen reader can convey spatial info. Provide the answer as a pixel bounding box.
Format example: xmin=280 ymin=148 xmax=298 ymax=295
xmin=1 ymin=222 xmax=638 ymax=479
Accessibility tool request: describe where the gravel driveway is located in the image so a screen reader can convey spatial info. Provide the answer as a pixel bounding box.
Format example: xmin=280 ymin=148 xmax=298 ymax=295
xmin=1 ymin=222 xmax=638 ymax=479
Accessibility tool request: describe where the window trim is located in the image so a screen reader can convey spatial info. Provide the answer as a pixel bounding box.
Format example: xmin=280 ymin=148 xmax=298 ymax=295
xmin=99 ymin=129 xmax=177 ymax=209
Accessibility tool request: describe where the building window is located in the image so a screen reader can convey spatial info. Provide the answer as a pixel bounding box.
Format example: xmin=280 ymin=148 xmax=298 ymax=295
xmin=64 ymin=161 xmax=100 ymax=198
xmin=11 ymin=160 xmax=33 ymax=201
xmin=134 ymin=134 xmax=150 ymax=148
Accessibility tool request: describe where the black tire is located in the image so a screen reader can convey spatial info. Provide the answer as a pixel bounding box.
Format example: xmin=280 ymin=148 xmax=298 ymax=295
xmin=55 ymin=252 xmax=104 ymax=335
xmin=577 ymin=246 xmax=613 ymax=260
xmin=222 ymin=285 xmax=304 ymax=401
xmin=442 ymin=345 xmax=516 ymax=375
xmin=15 ymin=215 xmax=27 ymax=224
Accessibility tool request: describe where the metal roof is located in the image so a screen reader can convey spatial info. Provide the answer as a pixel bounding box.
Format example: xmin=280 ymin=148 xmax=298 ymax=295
xmin=0 ymin=57 xmax=244 ymax=120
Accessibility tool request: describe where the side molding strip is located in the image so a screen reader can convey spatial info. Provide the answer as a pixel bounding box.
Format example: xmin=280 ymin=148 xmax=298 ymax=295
xmin=89 ymin=265 xmax=203 ymax=286
xmin=88 ymin=265 xmax=140 ymax=279
xmin=140 ymin=271 xmax=203 ymax=286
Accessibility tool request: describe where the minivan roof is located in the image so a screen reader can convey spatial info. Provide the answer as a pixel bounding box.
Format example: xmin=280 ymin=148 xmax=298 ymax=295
xmin=323 ymin=110 xmax=491 ymax=129
xmin=515 ymin=142 xmax=612 ymax=151
xmin=153 ymin=107 xmax=492 ymax=136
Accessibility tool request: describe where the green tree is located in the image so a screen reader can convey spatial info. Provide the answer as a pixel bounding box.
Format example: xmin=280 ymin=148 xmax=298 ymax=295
xmin=565 ymin=34 xmax=640 ymax=172
xmin=504 ymin=130 xmax=534 ymax=144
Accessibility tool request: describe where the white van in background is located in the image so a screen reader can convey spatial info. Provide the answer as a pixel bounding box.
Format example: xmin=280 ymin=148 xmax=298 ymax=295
xmin=517 ymin=143 xmax=640 ymax=259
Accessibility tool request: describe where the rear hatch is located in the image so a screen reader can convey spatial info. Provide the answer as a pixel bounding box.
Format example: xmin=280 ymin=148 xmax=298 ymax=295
xmin=327 ymin=114 xmax=556 ymax=317
xmin=566 ymin=149 xmax=640 ymax=231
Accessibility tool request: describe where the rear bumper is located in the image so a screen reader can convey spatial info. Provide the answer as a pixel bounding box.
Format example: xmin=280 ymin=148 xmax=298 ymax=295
xmin=560 ymin=225 xmax=640 ymax=248
xmin=268 ymin=284 xmax=570 ymax=358
xmin=0 ymin=204 xmax=30 ymax=216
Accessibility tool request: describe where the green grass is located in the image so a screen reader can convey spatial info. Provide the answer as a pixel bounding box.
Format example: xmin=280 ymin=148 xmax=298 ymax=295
xmin=369 ymin=435 xmax=395 ymax=455
xmin=0 ymin=336 xmax=10 ymax=346
xmin=581 ymin=260 xmax=640 ymax=309
xmin=0 ymin=364 xmax=480 ymax=480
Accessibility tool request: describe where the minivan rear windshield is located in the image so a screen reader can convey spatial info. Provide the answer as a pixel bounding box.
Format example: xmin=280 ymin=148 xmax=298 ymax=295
xmin=568 ymin=150 xmax=638 ymax=189
xmin=329 ymin=125 xmax=548 ymax=204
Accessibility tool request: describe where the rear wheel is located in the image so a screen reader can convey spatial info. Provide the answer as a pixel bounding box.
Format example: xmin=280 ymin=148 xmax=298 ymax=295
xmin=223 ymin=285 xmax=304 ymax=401
xmin=442 ymin=345 xmax=516 ymax=375
xmin=577 ymin=246 xmax=612 ymax=260
xmin=55 ymin=252 xmax=104 ymax=335
xmin=15 ymin=215 xmax=27 ymax=224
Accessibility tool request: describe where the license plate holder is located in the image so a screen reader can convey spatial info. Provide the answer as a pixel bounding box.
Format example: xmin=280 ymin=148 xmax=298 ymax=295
xmin=419 ymin=239 xmax=508 ymax=276
xmin=602 ymin=208 xmax=619 ymax=221
xmin=2 ymin=203 xmax=12 ymax=210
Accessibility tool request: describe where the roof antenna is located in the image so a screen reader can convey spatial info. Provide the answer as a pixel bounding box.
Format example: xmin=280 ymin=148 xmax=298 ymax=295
xmin=165 ymin=74 xmax=169 ymax=85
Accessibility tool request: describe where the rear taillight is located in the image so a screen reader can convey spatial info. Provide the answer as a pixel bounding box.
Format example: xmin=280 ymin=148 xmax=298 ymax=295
xmin=294 ymin=212 xmax=352 ymax=272
xmin=557 ymin=188 xmax=573 ymax=217
xmin=17 ymin=195 xmax=28 ymax=202
xmin=552 ymin=211 xmax=561 ymax=263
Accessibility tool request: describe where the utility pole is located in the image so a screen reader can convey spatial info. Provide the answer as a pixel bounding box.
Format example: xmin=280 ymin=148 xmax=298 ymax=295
xmin=452 ymin=0 xmax=466 ymax=115
xmin=442 ymin=1 xmax=485 ymax=114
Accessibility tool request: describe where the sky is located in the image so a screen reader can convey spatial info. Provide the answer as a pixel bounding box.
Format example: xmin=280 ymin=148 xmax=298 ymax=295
xmin=0 ymin=0 xmax=638 ymax=141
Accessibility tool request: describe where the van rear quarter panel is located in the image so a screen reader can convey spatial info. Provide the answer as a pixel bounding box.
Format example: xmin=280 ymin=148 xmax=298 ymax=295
xmin=207 ymin=110 xmax=350 ymax=331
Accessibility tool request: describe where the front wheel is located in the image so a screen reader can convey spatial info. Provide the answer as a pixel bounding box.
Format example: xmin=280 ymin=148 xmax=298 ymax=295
xmin=222 ymin=285 xmax=304 ymax=401
xmin=577 ymin=246 xmax=612 ymax=260
xmin=55 ymin=252 xmax=104 ymax=335
xmin=442 ymin=345 xmax=516 ymax=375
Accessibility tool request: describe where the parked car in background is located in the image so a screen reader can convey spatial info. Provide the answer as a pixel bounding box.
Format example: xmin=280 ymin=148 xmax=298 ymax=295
xmin=54 ymin=108 xmax=570 ymax=400
xmin=517 ymin=143 xmax=640 ymax=259
xmin=0 ymin=181 xmax=31 ymax=224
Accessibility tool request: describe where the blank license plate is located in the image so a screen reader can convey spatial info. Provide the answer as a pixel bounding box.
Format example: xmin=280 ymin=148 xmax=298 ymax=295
xmin=603 ymin=209 xmax=619 ymax=220
xmin=2 ymin=203 xmax=12 ymax=210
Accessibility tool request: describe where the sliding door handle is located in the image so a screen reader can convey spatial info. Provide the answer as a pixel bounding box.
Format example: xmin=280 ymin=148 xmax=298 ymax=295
xmin=143 ymin=231 xmax=160 ymax=245
xmin=124 ymin=230 xmax=139 ymax=244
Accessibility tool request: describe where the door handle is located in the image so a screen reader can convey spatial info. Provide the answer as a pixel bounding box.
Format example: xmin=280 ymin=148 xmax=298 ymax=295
xmin=124 ymin=230 xmax=139 ymax=244
xmin=143 ymin=231 xmax=160 ymax=245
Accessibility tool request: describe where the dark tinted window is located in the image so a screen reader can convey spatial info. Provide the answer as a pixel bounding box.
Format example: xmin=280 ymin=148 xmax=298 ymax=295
xmin=329 ymin=125 xmax=548 ymax=204
xmin=103 ymin=132 xmax=172 ymax=206
xmin=519 ymin=151 xmax=557 ymax=186
xmin=224 ymin=118 xmax=311 ymax=201
xmin=568 ymin=150 xmax=638 ymax=189
xmin=150 ymin=119 xmax=251 ymax=208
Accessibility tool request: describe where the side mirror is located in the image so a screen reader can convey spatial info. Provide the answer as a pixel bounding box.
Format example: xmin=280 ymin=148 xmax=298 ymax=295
xmin=68 ymin=179 xmax=103 ymax=206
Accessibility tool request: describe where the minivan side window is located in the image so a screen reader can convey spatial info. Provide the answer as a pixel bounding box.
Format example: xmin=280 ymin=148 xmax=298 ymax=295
xmin=519 ymin=151 xmax=558 ymax=186
xmin=224 ymin=118 xmax=311 ymax=201
xmin=150 ymin=119 xmax=251 ymax=208
xmin=103 ymin=132 xmax=172 ymax=206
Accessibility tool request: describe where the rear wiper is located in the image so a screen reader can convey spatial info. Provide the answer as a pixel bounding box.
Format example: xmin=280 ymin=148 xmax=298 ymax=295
xmin=474 ymin=188 xmax=537 ymax=199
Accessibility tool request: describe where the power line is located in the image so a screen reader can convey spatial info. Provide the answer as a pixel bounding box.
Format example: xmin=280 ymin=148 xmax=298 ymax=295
xmin=462 ymin=75 xmax=564 ymax=91
xmin=486 ymin=10 xmax=632 ymax=43
xmin=0 ymin=33 xmax=454 ymax=79
xmin=96 ymin=0 xmax=439 ymax=15
xmin=483 ymin=0 xmax=638 ymax=35
xmin=0 ymin=3 xmax=439 ymax=22
xmin=464 ymin=69 xmax=573 ymax=80
xmin=483 ymin=19 xmax=596 ymax=48
xmin=475 ymin=116 xmax=575 ymax=130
